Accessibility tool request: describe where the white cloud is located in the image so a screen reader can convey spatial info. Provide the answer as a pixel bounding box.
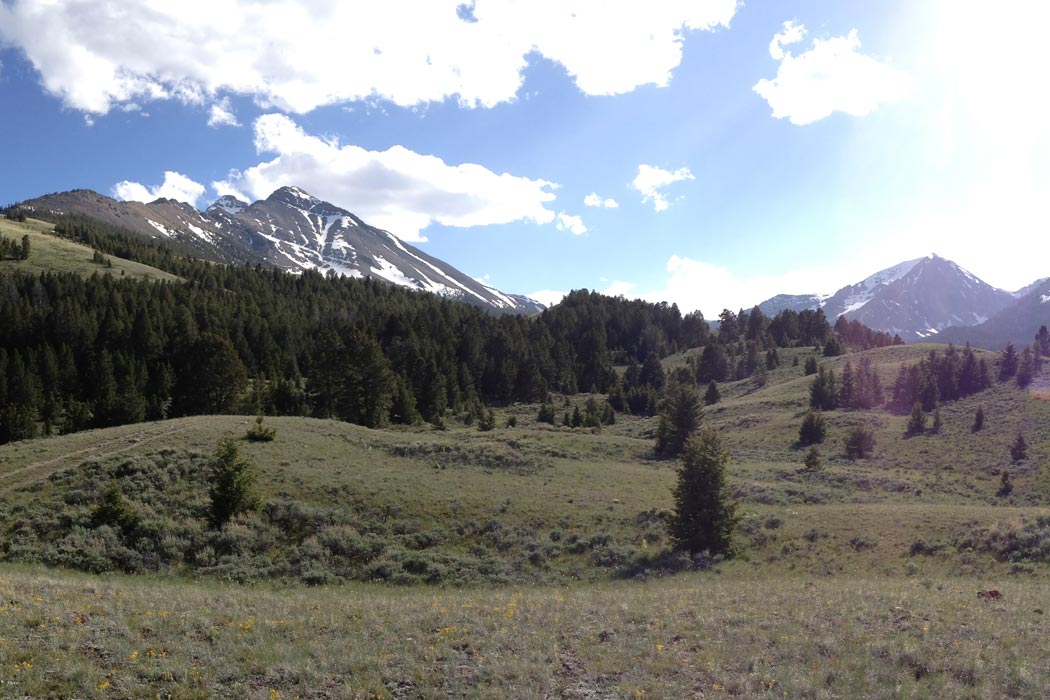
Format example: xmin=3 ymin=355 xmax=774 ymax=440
xmin=214 ymin=114 xmax=557 ymax=242
xmin=603 ymin=280 xmax=637 ymax=296
xmin=113 ymin=171 xmax=207 ymax=207
xmin=0 ymin=1 xmax=738 ymax=117
xmin=527 ymin=289 xmax=568 ymax=308
xmin=583 ymin=192 xmax=619 ymax=208
xmin=753 ymin=21 xmax=910 ymax=125
xmin=555 ymin=212 xmax=588 ymax=235
xmin=207 ymin=98 xmax=240 ymax=128
xmin=631 ymin=164 xmax=694 ymax=211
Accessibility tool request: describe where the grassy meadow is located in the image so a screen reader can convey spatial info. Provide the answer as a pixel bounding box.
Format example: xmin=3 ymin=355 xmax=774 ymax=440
xmin=0 ymin=217 xmax=178 ymax=281
xmin=1 ymin=342 xmax=1048 ymax=697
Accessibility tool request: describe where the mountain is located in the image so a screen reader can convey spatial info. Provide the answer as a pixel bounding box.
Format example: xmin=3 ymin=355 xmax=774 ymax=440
xmin=17 ymin=188 xmax=544 ymax=315
xmin=936 ymin=278 xmax=1050 ymax=349
xmin=757 ymin=293 xmax=825 ymax=317
xmin=758 ymin=255 xmax=1017 ymax=342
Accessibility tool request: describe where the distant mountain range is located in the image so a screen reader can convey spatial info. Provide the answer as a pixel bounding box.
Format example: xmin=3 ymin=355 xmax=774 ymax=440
xmin=18 ymin=187 xmax=544 ymax=315
xmin=759 ymin=255 xmax=1048 ymax=348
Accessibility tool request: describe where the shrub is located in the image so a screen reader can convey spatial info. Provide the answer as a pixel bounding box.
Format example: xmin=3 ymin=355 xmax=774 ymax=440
xmin=245 ymin=416 xmax=276 ymax=442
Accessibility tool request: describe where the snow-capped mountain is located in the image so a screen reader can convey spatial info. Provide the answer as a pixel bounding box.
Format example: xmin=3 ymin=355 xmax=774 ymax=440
xmin=19 ymin=188 xmax=544 ymax=315
xmin=937 ymin=277 xmax=1050 ymax=349
xmin=758 ymin=254 xmax=1019 ymax=342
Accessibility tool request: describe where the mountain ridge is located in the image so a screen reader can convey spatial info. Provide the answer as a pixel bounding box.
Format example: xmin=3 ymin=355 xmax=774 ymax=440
xmin=16 ymin=187 xmax=544 ymax=315
xmin=758 ymin=254 xmax=1024 ymax=343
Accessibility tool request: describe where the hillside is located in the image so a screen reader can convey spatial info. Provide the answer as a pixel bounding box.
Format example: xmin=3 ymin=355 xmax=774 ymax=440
xmin=1 ymin=341 xmax=1049 ymax=697
xmin=0 ymin=216 xmax=178 ymax=282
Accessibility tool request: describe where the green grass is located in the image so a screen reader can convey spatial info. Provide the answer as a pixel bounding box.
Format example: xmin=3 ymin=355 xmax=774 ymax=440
xmin=2 ymin=565 xmax=1048 ymax=699
xmin=0 ymin=217 xmax=178 ymax=281
xmin=0 ymin=343 xmax=1048 ymax=696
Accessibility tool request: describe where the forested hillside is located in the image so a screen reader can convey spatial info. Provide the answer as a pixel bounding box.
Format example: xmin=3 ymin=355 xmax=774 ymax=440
xmin=0 ymin=212 xmax=904 ymax=444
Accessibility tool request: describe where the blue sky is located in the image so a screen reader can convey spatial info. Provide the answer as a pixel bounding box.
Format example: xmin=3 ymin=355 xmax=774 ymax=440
xmin=1 ymin=1 xmax=1047 ymax=316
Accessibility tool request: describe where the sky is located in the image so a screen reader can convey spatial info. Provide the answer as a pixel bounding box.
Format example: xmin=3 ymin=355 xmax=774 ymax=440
xmin=0 ymin=0 xmax=1047 ymax=317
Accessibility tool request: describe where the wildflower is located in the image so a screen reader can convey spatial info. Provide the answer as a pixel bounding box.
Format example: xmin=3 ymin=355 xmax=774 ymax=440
xmin=130 ymin=651 xmax=139 ymax=661
xmin=97 ymin=680 xmax=111 ymax=690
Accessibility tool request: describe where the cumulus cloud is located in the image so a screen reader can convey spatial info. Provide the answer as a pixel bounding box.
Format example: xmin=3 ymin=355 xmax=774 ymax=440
xmin=555 ymin=212 xmax=588 ymax=235
xmin=631 ymin=164 xmax=695 ymax=211
xmin=214 ymin=114 xmax=558 ymax=242
xmin=583 ymin=192 xmax=619 ymax=208
xmin=526 ymin=289 xmax=568 ymax=308
xmin=207 ymin=98 xmax=240 ymax=128
xmin=113 ymin=171 xmax=207 ymax=207
xmin=753 ymin=21 xmax=910 ymax=125
xmin=0 ymin=0 xmax=738 ymax=117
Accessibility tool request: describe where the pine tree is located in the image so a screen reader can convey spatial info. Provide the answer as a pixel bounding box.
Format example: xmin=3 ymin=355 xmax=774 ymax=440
xmin=1010 ymin=433 xmax=1027 ymax=463
xmin=809 ymin=366 xmax=838 ymax=410
xmin=207 ymin=439 xmax=259 ymax=529
xmin=669 ymin=431 xmax=738 ymax=556
xmin=798 ymin=411 xmax=826 ymax=446
xmin=803 ymin=445 xmax=823 ymax=471
xmin=996 ymin=470 xmax=1013 ymax=498
xmin=655 ymin=382 xmax=703 ymax=457
xmin=972 ymin=406 xmax=984 ymax=432
xmin=931 ymin=406 xmax=942 ymax=434
xmin=703 ymin=380 xmax=720 ymax=406
xmin=844 ymin=425 xmax=876 ymax=459
xmin=839 ymin=361 xmax=855 ymax=409
xmin=19 ymin=234 xmax=30 ymax=261
xmin=803 ymin=356 xmax=818 ymax=376
xmin=999 ymin=343 xmax=1019 ymax=380
xmin=906 ymin=402 xmax=926 ymax=436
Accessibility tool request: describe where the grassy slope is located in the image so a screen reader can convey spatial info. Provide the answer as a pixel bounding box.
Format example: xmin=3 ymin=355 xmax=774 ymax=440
xmin=0 ymin=217 xmax=178 ymax=281
xmin=1 ymin=343 xmax=1049 ymax=697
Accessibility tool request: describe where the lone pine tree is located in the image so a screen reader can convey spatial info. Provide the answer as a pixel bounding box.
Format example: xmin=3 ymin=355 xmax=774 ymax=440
xmin=669 ymin=431 xmax=738 ymax=556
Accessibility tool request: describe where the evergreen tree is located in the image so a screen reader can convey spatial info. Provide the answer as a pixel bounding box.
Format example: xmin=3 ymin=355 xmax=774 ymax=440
xmin=844 ymin=425 xmax=876 ymax=459
xmin=906 ymin=402 xmax=926 ymax=436
xmin=1016 ymin=345 xmax=1036 ymax=388
xmin=999 ymin=343 xmax=1019 ymax=380
xmin=655 ymin=382 xmax=703 ymax=457
xmin=839 ymin=361 xmax=856 ymax=409
xmin=1010 ymin=433 xmax=1028 ymax=463
xmin=703 ymin=380 xmax=720 ymax=406
xmin=803 ymin=445 xmax=823 ymax=471
xmin=478 ymin=409 xmax=496 ymax=432
xmin=996 ymin=470 xmax=1013 ymax=498
xmin=972 ymin=406 xmax=984 ymax=432
xmin=669 ymin=431 xmax=738 ymax=556
xmin=803 ymin=356 xmax=818 ymax=376
xmin=207 ymin=439 xmax=259 ymax=529
xmin=809 ymin=365 xmax=838 ymax=410
xmin=931 ymin=407 xmax=942 ymax=434
xmin=19 ymin=234 xmax=30 ymax=260
xmin=1036 ymin=325 xmax=1050 ymax=358
xmin=798 ymin=411 xmax=826 ymax=446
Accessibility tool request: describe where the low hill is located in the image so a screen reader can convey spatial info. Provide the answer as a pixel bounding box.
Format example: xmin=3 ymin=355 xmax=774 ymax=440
xmin=0 ymin=217 xmax=178 ymax=281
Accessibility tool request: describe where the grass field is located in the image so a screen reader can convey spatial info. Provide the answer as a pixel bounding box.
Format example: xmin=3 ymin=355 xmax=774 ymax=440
xmin=0 ymin=217 xmax=178 ymax=281
xmin=0 ymin=343 xmax=1048 ymax=697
